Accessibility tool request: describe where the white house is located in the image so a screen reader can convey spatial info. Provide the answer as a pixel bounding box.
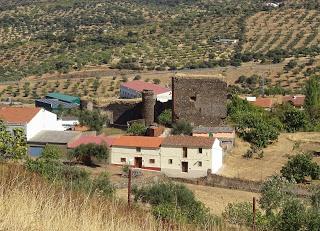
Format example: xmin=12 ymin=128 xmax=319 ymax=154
xmin=0 ymin=107 xmax=65 ymax=141
xmin=110 ymin=135 xmax=223 ymax=178
xmin=111 ymin=136 xmax=162 ymax=171
xmin=161 ymin=136 xmax=223 ymax=178
xmin=120 ymin=80 xmax=172 ymax=102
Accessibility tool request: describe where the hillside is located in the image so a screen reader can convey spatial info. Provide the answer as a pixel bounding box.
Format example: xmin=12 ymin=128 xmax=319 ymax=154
xmin=0 ymin=164 xmax=225 ymax=231
xmin=0 ymin=0 xmax=319 ymax=82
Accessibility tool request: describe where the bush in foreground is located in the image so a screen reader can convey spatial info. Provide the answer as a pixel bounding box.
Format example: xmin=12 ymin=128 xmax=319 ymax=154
xmin=133 ymin=182 xmax=221 ymax=227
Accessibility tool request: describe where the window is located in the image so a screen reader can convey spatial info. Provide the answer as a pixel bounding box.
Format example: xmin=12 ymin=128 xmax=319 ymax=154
xmin=198 ymin=148 xmax=203 ymax=154
xmin=198 ymin=161 xmax=202 ymax=167
xmin=136 ymin=147 xmax=141 ymax=152
xmin=168 ymin=159 xmax=173 ymax=164
xmin=121 ymin=158 xmax=126 ymax=163
xmin=149 ymin=159 xmax=155 ymax=164
xmin=183 ymin=147 xmax=187 ymax=158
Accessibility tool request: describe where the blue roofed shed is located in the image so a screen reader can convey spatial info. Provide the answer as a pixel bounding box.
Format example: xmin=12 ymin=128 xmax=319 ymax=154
xmin=35 ymin=98 xmax=79 ymax=111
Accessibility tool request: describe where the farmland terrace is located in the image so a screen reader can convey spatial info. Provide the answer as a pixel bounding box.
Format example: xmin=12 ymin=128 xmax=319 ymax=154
xmin=0 ymin=0 xmax=319 ymax=82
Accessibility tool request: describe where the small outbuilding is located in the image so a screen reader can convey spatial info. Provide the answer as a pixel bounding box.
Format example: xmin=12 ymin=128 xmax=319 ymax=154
xmin=28 ymin=130 xmax=82 ymax=157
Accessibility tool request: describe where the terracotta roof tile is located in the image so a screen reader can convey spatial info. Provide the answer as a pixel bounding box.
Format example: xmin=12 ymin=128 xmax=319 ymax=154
xmin=112 ymin=136 xmax=162 ymax=148
xmin=67 ymin=135 xmax=115 ymax=148
xmin=162 ymin=136 xmax=215 ymax=148
xmin=121 ymin=80 xmax=170 ymax=95
xmin=0 ymin=107 xmax=41 ymax=124
xmin=251 ymin=98 xmax=273 ymax=108
xmin=283 ymin=95 xmax=305 ymax=107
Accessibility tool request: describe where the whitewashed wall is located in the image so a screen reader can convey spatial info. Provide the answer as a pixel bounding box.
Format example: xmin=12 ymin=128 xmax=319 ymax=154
xmin=111 ymin=146 xmax=161 ymax=169
xmin=26 ymin=109 xmax=64 ymax=140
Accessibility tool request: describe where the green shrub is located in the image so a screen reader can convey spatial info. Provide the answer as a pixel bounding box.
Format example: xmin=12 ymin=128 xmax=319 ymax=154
xmin=153 ymin=78 xmax=161 ymax=84
xmin=71 ymin=143 xmax=109 ymax=166
xmin=127 ymin=122 xmax=147 ymax=136
xmin=157 ymin=109 xmax=172 ymax=126
xmin=39 ymin=145 xmax=62 ymax=160
xmin=79 ymin=110 xmax=108 ymax=132
xmin=228 ymin=96 xmax=281 ymax=148
xmin=223 ymin=202 xmax=254 ymax=227
xmin=0 ymin=123 xmax=27 ymax=160
xmin=92 ymin=172 xmax=115 ymax=197
xmin=133 ymin=182 xmax=215 ymax=226
xmin=172 ymin=120 xmax=192 ymax=135
xmin=280 ymin=153 xmax=320 ymax=183
xmin=273 ymin=104 xmax=307 ymax=132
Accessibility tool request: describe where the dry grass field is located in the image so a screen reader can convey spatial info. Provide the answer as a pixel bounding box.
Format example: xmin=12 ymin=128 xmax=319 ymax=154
xmin=0 ymin=165 xmax=167 ymax=231
xmin=220 ymin=132 xmax=320 ymax=181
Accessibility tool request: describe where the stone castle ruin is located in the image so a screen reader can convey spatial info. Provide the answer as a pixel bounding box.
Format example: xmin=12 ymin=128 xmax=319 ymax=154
xmin=172 ymin=76 xmax=227 ymax=127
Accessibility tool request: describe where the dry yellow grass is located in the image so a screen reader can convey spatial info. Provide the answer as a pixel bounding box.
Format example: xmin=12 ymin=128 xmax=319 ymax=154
xmin=0 ymin=164 xmax=224 ymax=231
xmin=221 ymin=133 xmax=320 ymax=181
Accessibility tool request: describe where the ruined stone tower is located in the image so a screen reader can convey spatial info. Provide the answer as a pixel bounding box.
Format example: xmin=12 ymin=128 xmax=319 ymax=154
xmin=172 ymin=76 xmax=227 ymax=127
xmin=142 ymin=89 xmax=155 ymax=126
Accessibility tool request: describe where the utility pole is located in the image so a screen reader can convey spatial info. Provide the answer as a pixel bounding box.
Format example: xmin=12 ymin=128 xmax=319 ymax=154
xmin=128 ymin=168 xmax=132 ymax=208
xmin=260 ymin=75 xmax=265 ymax=97
xmin=253 ymin=197 xmax=256 ymax=231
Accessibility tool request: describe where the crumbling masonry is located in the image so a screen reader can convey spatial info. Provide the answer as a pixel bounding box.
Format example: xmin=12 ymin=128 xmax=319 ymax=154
xmin=172 ymin=76 xmax=227 ymax=127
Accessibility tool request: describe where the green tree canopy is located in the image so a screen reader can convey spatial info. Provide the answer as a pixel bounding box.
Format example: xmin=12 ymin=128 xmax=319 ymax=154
xmin=157 ymin=109 xmax=172 ymax=126
xmin=304 ymin=75 xmax=320 ymax=122
xmin=71 ymin=143 xmax=109 ymax=166
xmin=0 ymin=121 xmax=27 ymax=160
xmin=127 ymin=122 xmax=147 ymax=136
xmin=79 ymin=110 xmax=107 ymax=133
xmin=280 ymin=153 xmax=320 ymax=183
xmin=172 ymin=120 xmax=192 ymax=135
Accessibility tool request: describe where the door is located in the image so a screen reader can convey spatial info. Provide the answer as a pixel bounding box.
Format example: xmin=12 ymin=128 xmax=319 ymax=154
xmin=181 ymin=161 xmax=188 ymax=173
xmin=134 ymin=157 xmax=143 ymax=168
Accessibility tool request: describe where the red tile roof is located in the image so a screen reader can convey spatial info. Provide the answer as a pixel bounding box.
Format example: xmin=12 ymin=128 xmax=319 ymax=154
xmin=251 ymin=98 xmax=273 ymax=108
xmin=67 ymin=135 xmax=115 ymax=148
xmin=162 ymin=136 xmax=215 ymax=148
xmin=112 ymin=136 xmax=162 ymax=149
xmin=0 ymin=107 xmax=41 ymax=124
xmin=121 ymin=80 xmax=170 ymax=95
xmin=283 ymin=95 xmax=305 ymax=107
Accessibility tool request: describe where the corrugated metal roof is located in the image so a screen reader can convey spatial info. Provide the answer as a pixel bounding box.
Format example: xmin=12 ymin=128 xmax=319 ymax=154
xmin=46 ymin=92 xmax=80 ymax=104
xmin=36 ymin=98 xmax=79 ymax=109
xmin=28 ymin=130 xmax=82 ymax=144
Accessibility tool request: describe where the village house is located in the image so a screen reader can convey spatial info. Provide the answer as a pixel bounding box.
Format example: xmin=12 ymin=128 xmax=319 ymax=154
xmin=120 ymin=80 xmax=172 ymax=102
xmin=161 ymin=136 xmax=223 ymax=178
xmin=109 ymin=135 xmax=224 ymax=178
xmin=0 ymin=107 xmax=64 ymax=141
xmin=111 ymin=136 xmax=162 ymax=171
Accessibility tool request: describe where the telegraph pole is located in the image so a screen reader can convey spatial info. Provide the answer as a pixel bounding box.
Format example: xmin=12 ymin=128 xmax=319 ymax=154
xmin=128 ymin=168 xmax=132 ymax=208
xmin=253 ymin=197 xmax=256 ymax=231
